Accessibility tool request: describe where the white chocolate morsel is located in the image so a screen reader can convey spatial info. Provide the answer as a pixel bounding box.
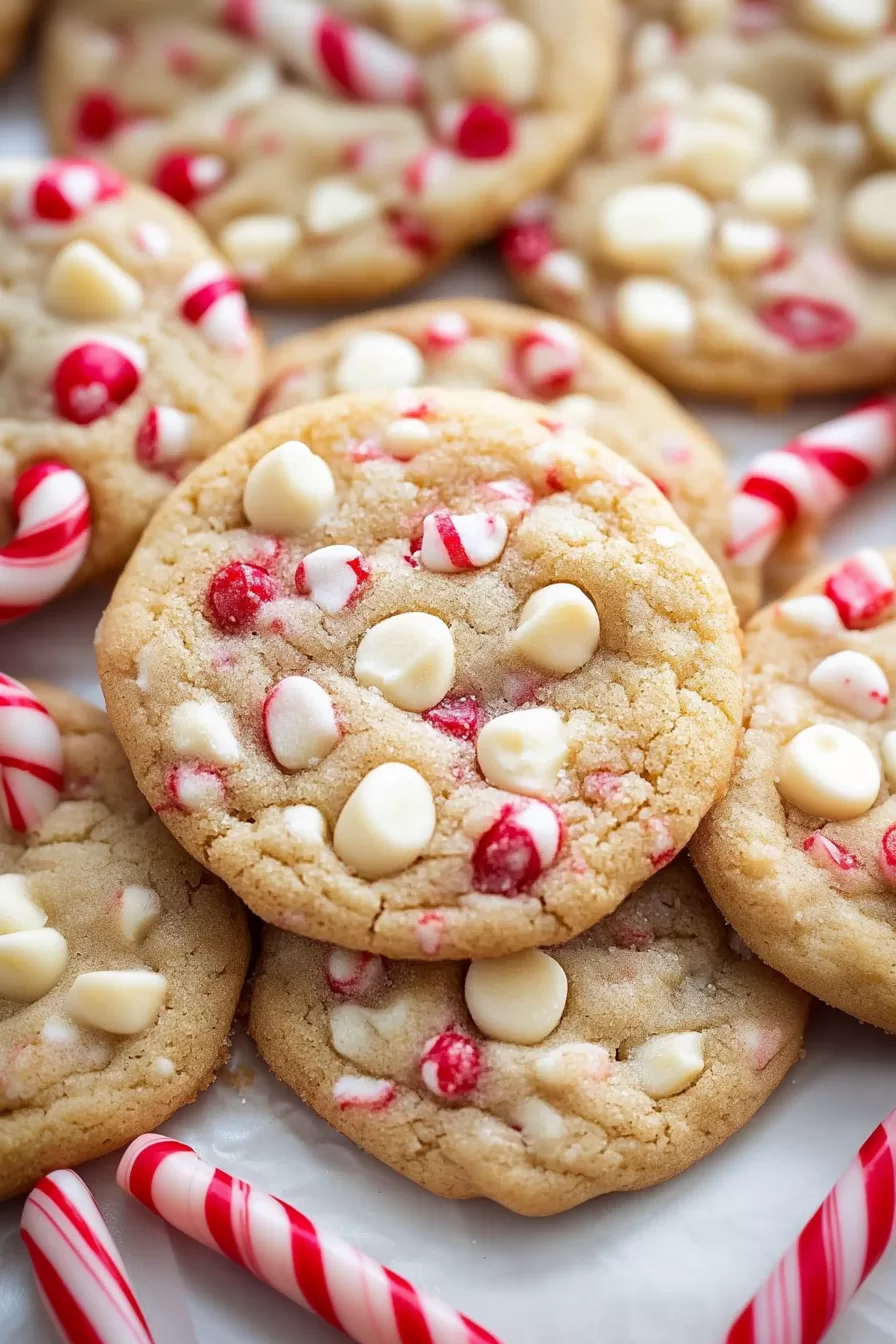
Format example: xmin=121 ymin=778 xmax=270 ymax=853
xmin=629 ymin=20 xmax=677 ymax=77
xmin=798 ymin=0 xmax=889 ymax=40
xmin=218 ymin=214 xmax=301 ymax=277
xmin=464 ymin=950 xmax=568 ymax=1045
xmin=333 ymin=332 xmax=425 ymax=394
xmin=333 ymin=762 xmax=436 ymax=879
xmin=512 ymin=584 xmax=600 ymax=676
xmin=355 ymin=612 xmax=455 ymax=712
xmin=597 ymin=183 xmax=714 ymax=271
xmin=119 ymin=885 xmax=161 ymax=943
xmin=330 ymin=1000 xmax=409 ymax=1059
xmin=629 ymin=1031 xmax=706 ymax=1099
xmin=698 ymin=83 xmax=775 ymax=139
xmin=0 ymin=874 xmax=47 ymax=934
xmin=551 ymin=393 xmax=604 ymax=434
xmin=534 ymin=1041 xmax=612 ymax=1087
xmin=419 ymin=512 xmax=508 ymax=572
xmin=615 ymin=278 xmax=695 ymax=352
xmin=305 ymin=179 xmax=378 ymax=236
xmin=283 ymin=803 xmax=328 ymax=842
xmin=243 ymin=441 xmax=336 ymax=536
xmin=869 ymin=74 xmax=896 ymax=161
xmin=0 ymin=928 xmax=68 ymax=1002
xmin=511 ymin=1096 xmax=566 ymax=1141
xmin=67 ymin=969 xmax=168 ymax=1034
xmin=777 ymin=724 xmax=881 ymax=819
xmin=883 ymin=731 xmax=896 ymax=786
xmin=476 ymin=707 xmax=568 ymax=796
xmin=716 ymin=218 xmax=781 ymax=272
xmin=536 ymin=249 xmax=589 ymax=295
xmin=169 ymin=700 xmax=241 ymax=766
xmin=845 ymin=174 xmax=896 ymax=263
xmin=808 ymin=651 xmax=890 ymax=721
xmin=739 ymin=160 xmax=816 ymax=225
xmin=452 ymin=18 xmax=541 ymax=107
xmin=382 ymin=417 xmax=432 ymax=458
xmin=264 ymin=676 xmax=339 ymax=770
xmin=672 ymin=119 xmax=765 ymax=200
xmin=382 ymin=0 xmax=462 ymax=45
xmin=44 ymin=240 xmax=143 ymax=321
xmin=152 ymin=1056 xmax=176 ymax=1079
xmin=776 ymin=594 xmax=843 ymax=636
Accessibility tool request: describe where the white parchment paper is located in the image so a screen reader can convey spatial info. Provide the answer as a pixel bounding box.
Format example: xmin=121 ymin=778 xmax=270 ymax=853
xmin=1 ymin=56 xmax=896 ymax=1344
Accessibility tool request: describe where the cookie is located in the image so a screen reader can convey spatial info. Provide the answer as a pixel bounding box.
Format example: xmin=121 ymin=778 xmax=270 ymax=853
xmin=692 ymin=546 xmax=896 ymax=1033
xmin=261 ymin=298 xmax=759 ymax=617
xmin=249 ymin=858 xmax=808 ymax=1216
xmin=41 ymin=0 xmax=619 ymax=304
xmin=96 ymin=388 xmax=742 ymax=959
xmin=502 ymin=1 xmax=896 ymax=403
xmin=0 ymin=0 xmax=31 ymax=79
xmin=0 ymin=678 xmax=250 ymax=1200
xmin=0 ymin=157 xmax=262 ymax=615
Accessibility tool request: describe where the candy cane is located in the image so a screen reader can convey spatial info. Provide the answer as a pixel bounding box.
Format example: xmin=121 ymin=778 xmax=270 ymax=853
xmin=725 ymin=1111 xmax=896 ymax=1344
xmin=0 ymin=463 xmax=91 ymax=624
xmin=21 ymin=1169 xmax=156 ymax=1344
xmin=0 ymin=674 xmax=64 ymax=831
xmin=726 ymin=396 xmax=896 ymax=568
xmin=118 ymin=1134 xmax=503 ymax=1344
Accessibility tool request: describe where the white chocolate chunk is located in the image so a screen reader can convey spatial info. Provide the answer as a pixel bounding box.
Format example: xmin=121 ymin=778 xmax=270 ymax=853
xmin=845 ymin=174 xmax=896 ymax=263
xmin=869 ymin=76 xmax=896 ymax=161
xmin=119 ymin=885 xmax=161 ymax=943
xmin=550 ymin=393 xmax=603 ymax=435
xmin=511 ymin=1096 xmax=566 ymax=1141
xmin=283 ymin=803 xmax=328 ymax=843
xmin=512 ymin=584 xmax=600 ymax=675
xmin=451 ymin=18 xmax=541 ymax=107
xmin=264 ymin=676 xmax=339 ymax=770
xmin=464 ymin=950 xmax=568 ymax=1045
xmin=355 ymin=613 xmax=455 ymax=712
xmin=536 ymin=249 xmax=589 ymax=295
xmin=382 ymin=417 xmax=432 ymax=458
xmin=672 ymin=119 xmax=764 ymax=199
xmin=615 ymin=278 xmax=695 ymax=352
xmin=808 ymin=651 xmax=889 ymax=721
xmin=333 ymin=332 xmax=425 ymax=394
xmin=798 ymin=0 xmax=889 ymax=39
xmin=739 ymin=160 xmax=816 ymax=224
xmin=419 ymin=512 xmax=508 ymax=572
xmin=333 ymin=762 xmax=435 ymax=879
xmin=826 ymin=43 xmax=896 ymax=118
xmin=0 ymin=928 xmax=68 ymax=1002
xmin=169 ymin=700 xmax=241 ymax=766
xmin=218 ymin=213 xmax=300 ymax=277
xmin=597 ymin=183 xmax=713 ymax=271
xmin=243 ymin=440 xmax=336 ymax=535
xmin=629 ymin=1031 xmax=705 ymax=1099
xmin=534 ymin=1041 xmax=611 ymax=1087
xmin=305 ymin=179 xmax=377 ymax=236
xmin=776 ymin=594 xmax=842 ymax=635
xmin=67 ymin=969 xmax=167 ymax=1035
xmin=0 ymin=874 xmax=46 ymax=934
xmin=476 ymin=707 xmax=567 ymax=797
xmin=882 ymin=731 xmax=896 ymax=786
xmin=629 ymin=20 xmax=676 ymax=77
xmin=330 ymin=1000 xmax=409 ymax=1060
xmin=777 ymin=724 xmax=880 ymax=819
xmin=717 ymin=218 xmax=781 ymax=272
xmin=698 ymin=83 xmax=775 ymax=140
xmin=44 ymin=240 xmax=143 ymax=320
xmin=152 ymin=1056 xmax=175 ymax=1078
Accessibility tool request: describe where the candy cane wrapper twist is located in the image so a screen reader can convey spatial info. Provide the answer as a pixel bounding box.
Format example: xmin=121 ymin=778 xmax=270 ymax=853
xmin=0 ymin=462 xmax=91 ymax=624
xmin=21 ymin=1169 xmax=156 ymax=1344
xmin=726 ymin=397 xmax=896 ymax=569
xmin=725 ymin=1112 xmax=896 ymax=1344
xmin=0 ymin=673 xmax=64 ymax=832
xmin=118 ymin=1134 xmax=504 ymax=1344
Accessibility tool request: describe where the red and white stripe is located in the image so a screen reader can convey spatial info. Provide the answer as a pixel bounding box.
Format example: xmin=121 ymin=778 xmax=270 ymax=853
xmin=725 ymin=1112 xmax=896 ymax=1344
xmin=20 ymin=1169 xmax=155 ymax=1344
xmin=726 ymin=397 xmax=896 ymax=567
xmin=177 ymin=261 xmax=250 ymax=352
xmin=0 ymin=464 xmax=91 ymax=624
xmin=8 ymin=158 xmax=124 ymax=230
xmin=0 ymin=675 xmax=64 ymax=831
xmin=118 ymin=1134 xmax=503 ymax=1344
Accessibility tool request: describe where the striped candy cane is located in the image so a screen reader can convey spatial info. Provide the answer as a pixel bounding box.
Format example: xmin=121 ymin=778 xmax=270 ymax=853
xmin=726 ymin=397 xmax=896 ymax=568
xmin=0 ymin=674 xmax=64 ymax=832
xmin=725 ymin=1112 xmax=896 ymax=1344
xmin=0 ymin=463 xmax=91 ymax=624
xmin=21 ymin=1170 xmax=156 ymax=1344
xmin=118 ymin=1134 xmax=503 ymax=1344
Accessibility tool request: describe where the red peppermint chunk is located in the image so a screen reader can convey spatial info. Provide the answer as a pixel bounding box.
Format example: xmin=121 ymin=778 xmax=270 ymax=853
xmin=472 ymin=800 xmax=562 ymax=896
xmin=419 ymin=511 xmax=508 ymax=573
xmin=387 ymin=210 xmax=439 ymax=258
xmin=498 ymin=218 xmax=555 ymax=272
xmin=423 ymin=694 xmax=486 ymax=742
xmin=422 ymin=311 xmax=470 ymax=352
xmin=803 ymin=831 xmax=861 ymax=874
xmin=756 ymin=297 xmax=856 ymax=351
xmin=513 ymin=320 xmax=580 ymax=396
xmin=135 ymin=406 xmax=194 ymax=470
xmin=440 ymin=101 xmax=515 ymax=159
xmin=207 ymin=561 xmax=277 ymax=631
xmin=14 ymin=159 xmax=124 ymax=227
xmin=296 ymin=545 xmax=370 ymax=613
xmin=878 ymin=824 xmax=896 ymax=884
xmin=420 ymin=1031 xmax=481 ymax=1099
xmin=823 ymin=549 xmax=895 ymax=630
xmin=326 ymin=948 xmax=383 ymax=996
xmin=73 ymin=91 xmax=124 ymax=143
xmin=178 ymin=261 xmax=250 ymax=352
xmin=333 ymin=1076 xmax=396 ymax=1111
xmin=152 ymin=151 xmax=227 ymax=207
xmin=53 ymin=336 xmax=146 ymax=425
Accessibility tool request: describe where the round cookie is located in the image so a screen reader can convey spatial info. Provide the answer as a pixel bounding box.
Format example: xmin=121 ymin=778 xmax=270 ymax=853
xmin=0 ymin=681 xmax=250 ymax=1200
xmin=40 ymin=0 xmax=619 ymax=304
xmin=0 ymin=0 xmax=31 ymax=80
xmin=502 ymin=1 xmax=896 ymax=403
xmin=96 ymin=388 xmax=743 ymax=959
xmin=0 ymin=156 xmax=262 ymax=603
xmin=692 ymin=546 xmax=896 ymax=1032
xmin=260 ymin=299 xmax=760 ymax=617
xmin=249 ymin=859 xmax=808 ymax=1217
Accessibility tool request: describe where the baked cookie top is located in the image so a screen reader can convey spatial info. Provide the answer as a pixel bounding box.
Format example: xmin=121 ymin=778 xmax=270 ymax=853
xmin=693 ymin=546 xmax=896 ymax=1032
xmin=0 ymin=0 xmax=31 ymax=80
xmin=249 ymin=859 xmax=808 ymax=1216
xmin=261 ymin=298 xmax=759 ymax=617
xmin=97 ymin=388 xmax=742 ymax=959
xmin=0 ymin=680 xmax=249 ymax=1200
xmin=41 ymin=0 xmax=619 ymax=303
xmin=0 ymin=156 xmax=261 ymax=591
xmin=502 ymin=0 xmax=896 ymax=403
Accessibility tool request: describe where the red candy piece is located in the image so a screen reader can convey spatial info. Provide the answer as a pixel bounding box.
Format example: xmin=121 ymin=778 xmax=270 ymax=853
xmin=878 ymin=824 xmax=896 ymax=884
xmin=152 ymin=151 xmax=226 ymax=207
xmin=823 ymin=552 xmax=895 ymax=630
xmin=420 ymin=1031 xmax=481 ymax=1099
xmin=472 ymin=800 xmax=562 ymax=896
xmin=803 ymin=831 xmax=861 ymax=873
xmin=74 ymin=91 xmax=124 ymax=143
xmin=498 ymin=219 xmax=554 ymax=272
xmin=423 ymin=695 xmax=485 ymax=741
xmin=756 ymin=297 xmax=856 ymax=351
xmin=207 ymin=561 xmax=276 ymax=631
xmin=325 ymin=949 xmax=383 ymax=996
xmin=446 ymin=101 xmax=515 ymax=159
xmin=387 ymin=210 xmax=439 ymax=258
xmin=53 ymin=338 xmax=144 ymax=425
xmin=20 ymin=159 xmax=124 ymax=226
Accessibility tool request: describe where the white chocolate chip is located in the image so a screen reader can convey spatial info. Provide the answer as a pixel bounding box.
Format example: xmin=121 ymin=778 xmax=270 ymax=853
xmin=330 ymin=1000 xmax=409 ymax=1060
xmin=717 ymin=218 xmax=781 ymax=272
xmin=776 ymin=594 xmax=843 ymax=635
xmin=845 ymin=174 xmax=896 ymax=263
xmin=476 ymin=707 xmax=567 ymax=797
xmin=305 ymin=179 xmax=377 ymax=236
xmin=597 ymin=183 xmax=713 ymax=271
xmin=882 ymin=731 xmax=896 ymax=786
xmin=0 ymin=874 xmax=46 ymax=934
xmin=629 ymin=1031 xmax=705 ymax=1099
xmin=119 ymin=885 xmax=161 ymax=943
xmin=629 ymin=20 xmax=677 ymax=77
xmin=0 ymin=928 xmax=68 ymax=1002
xmin=826 ymin=44 xmax=896 ymax=118
xmin=283 ymin=803 xmax=328 ymax=842
xmin=615 ymin=278 xmax=695 ymax=352
xmin=550 ymin=393 xmax=604 ymax=435
xmin=464 ymin=950 xmax=568 ymax=1045
xmin=511 ymin=1096 xmax=566 ymax=1141
xmin=67 ymin=969 xmax=167 ymax=1035
xmin=243 ymin=440 xmax=336 ymax=535
xmin=218 ymin=213 xmax=300 ymax=278
xmin=808 ymin=651 xmax=889 ymax=721
xmin=44 ymin=240 xmax=143 ymax=320
xmin=169 ymin=700 xmax=241 ymax=766
xmin=652 ymin=526 xmax=680 ymax=548
xmin=382 ymin=417 xmax=432 ymax=458
xmin=672 ymin=119 xmax=765 ymax=199
xmin=798 ymin=0 xmax=889 ymax=40
xmin=777 ymin=724 xmax=880 ymax=819
xmin=333 ymin=332 xmax=425 ymax=393
xmin=333 ymin=762 xmax=435 ymax=879
xmin=451 ymin=18 xmax=541 ymax=107
xmin=512 ymin=584 xmax=600 ymax=676
xmin=739 ymin=160 xmax=816 ymax=225
xmin=535 ymin=249 xmax=589 ymax=295
xmin=420 ymin=511 xmax=508 ymax=572
xmin=152 ymin=1056 xmax=176 ymax=1078
xmin=264 ymin=676 xmax=339 ymax=770
xmin=355 ymin=612 xmax=455 ymax=712
xmin=698 ymin=83 xmax=775 ymax=140
xmin=534 ymin=1041 xmax=611 ymax=1087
